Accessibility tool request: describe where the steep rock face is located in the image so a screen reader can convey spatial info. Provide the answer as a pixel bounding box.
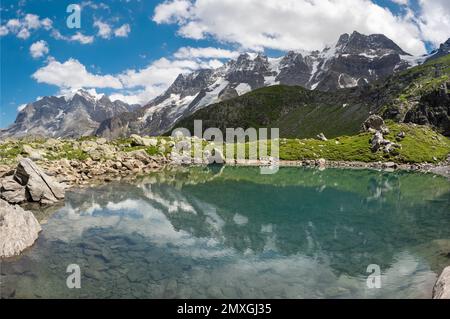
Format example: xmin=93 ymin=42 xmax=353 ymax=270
xmin=276 ymin=51 xmax=318 ymax=87
xmin=379 ymin=54 xmax=450 ymax=136
xmin=0 ymin=90 xmax=138 ymax=139
xmin=97 ymin=32 xmax=416 ymax=138
xmin=310 ymin=32 xmax=410 ymax=91
xmin=403 ymin=90 xmax=450 ymax=136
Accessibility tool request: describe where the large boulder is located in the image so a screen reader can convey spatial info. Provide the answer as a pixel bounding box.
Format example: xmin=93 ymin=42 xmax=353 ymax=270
xmin=362 ymin=115 xmax=389 ymax=133
xmin=14 ymin=158 xmax=65 ymax=205
xmin=433 ymin=266 xmax=450 ymax=299
xmin=0 ymin=199 xmax=42 ymax=258
xmin=370 ymin=131 xmax=386 ymax=152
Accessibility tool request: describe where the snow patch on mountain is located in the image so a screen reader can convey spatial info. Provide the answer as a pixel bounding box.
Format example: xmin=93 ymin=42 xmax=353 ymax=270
xmin=235 ymin=83 xmax=252 ymax=95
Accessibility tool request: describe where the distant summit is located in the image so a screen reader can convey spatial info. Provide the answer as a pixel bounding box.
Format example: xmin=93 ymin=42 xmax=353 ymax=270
xmin=1 ymin=89 xmax=139 ymax=138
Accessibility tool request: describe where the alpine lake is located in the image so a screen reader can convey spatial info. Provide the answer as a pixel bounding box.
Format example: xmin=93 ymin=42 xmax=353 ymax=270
xmin=1 ymin=166 xmax=450 ymax=299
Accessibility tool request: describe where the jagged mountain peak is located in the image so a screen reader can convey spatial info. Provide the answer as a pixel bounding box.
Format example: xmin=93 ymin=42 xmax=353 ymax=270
xmin=335 ymin=31 xmax=409 ymax=56
xmin=59 ymin=88 xmax=107 ymax=104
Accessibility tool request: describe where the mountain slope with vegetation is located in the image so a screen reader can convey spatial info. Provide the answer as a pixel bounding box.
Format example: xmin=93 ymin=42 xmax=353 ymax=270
xmin=376 ymin=54 xmax=450 ymax=135
xmin=171 ymin=85 xmax=372 ymax=139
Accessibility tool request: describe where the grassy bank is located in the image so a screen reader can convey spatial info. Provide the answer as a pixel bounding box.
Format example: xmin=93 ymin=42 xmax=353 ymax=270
xmin=0 ymin=123 xmax=449 ymax=166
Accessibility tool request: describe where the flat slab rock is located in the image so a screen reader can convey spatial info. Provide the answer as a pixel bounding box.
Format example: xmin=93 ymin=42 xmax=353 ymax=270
xmin=0 ymin=199 xmax=42 ymax=258
xmin=433 ymin=266 xmax=450 ymax=299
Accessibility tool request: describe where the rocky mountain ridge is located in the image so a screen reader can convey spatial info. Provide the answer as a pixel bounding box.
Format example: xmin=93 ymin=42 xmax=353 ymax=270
xmin=0 ymin=90 xmax=139 ymax=139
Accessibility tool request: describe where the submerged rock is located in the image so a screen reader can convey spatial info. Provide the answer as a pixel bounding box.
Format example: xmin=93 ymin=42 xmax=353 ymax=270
xmin=433 ymin=266 xmax=450 ymax=299
xmin=0 ymin=199 xmax=42 ymax=258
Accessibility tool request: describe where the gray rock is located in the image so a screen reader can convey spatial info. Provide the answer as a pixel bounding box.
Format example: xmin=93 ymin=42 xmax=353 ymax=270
xmin=0 ymin=199 xmax=42 ymax=258
xmin=362 ymin=115 xmax=387 ymax=133
xmin=316 ymin=158 xmax=326 ymax=167
xmin=96 ymin=138 xmax=107 ymax=145
xmin=129 ymin=149 xmax=152 ymax=165
xmin=80 ymin=140 xmax=98 ymax=153
xmin=130 ymin=134 xmax=157 ymax=147
xmin=433 ymin=266 xmax=450 ymax=299
xmin=397 ymin=131 xmax=406 ymax=139
xmin=14 ymin=158 xmax=65 ymax=205
xmin=370 ymin=131 xmax=386 ymax=152
xmin=370 ymin=131 xmax=399 ymax=154
xmin=0 ymin=175 xmax=26 ymax=204
xmin=383 ymin=162 xmax=397 ymax=169
xmin=22 ymin=145 xmax=46 ymax=160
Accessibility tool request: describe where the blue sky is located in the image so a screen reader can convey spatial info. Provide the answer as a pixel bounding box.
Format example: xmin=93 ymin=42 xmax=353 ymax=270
xmin=1 ymin=0 xmax=449 ymax=128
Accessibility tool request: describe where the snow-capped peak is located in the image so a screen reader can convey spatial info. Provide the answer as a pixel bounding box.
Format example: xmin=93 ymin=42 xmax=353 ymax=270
xmin=60 ymin=88 xmax=105 ymax=102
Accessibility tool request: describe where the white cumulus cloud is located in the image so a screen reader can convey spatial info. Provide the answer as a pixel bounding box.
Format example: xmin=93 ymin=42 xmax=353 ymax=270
xmin=70 ymin=32 xmax=95 ymax=44
xmin=174 ymin=47 xmax=239 ymax=59
xmin=0 ymin=26 xmax=8 ymax=36
xmin=51 ymin=30 xmax=95 ymax=44
xmin=417 ymin=0 xmax=450 ymax=47
xmin=114 ymin=24 xmax=131 ymax=37
xmin=1 ymin=14 xmax=53 ymax=39
xmin=390 ymin=0 xmax=408 ymax=5
xmin=94 ymin=20 xmax=112 ymax=39
xmin=17 ymin=28 xmax=31 ymax=39
xmin=32 ymin=58 xmax=123 ymax=90
xmin=30 ymin=40 xmax=49 ymax=59
xmin=152 ymin=0 xmax=429 ymax=55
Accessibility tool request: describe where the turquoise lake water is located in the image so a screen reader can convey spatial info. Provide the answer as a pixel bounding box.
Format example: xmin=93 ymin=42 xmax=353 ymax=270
xmin=1 ymin=166 xmax=450 ymax=299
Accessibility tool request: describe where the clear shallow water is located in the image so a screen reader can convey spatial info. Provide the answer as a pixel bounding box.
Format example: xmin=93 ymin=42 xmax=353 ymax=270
xmin=1 ymin=166 xmax=450 ymax=299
